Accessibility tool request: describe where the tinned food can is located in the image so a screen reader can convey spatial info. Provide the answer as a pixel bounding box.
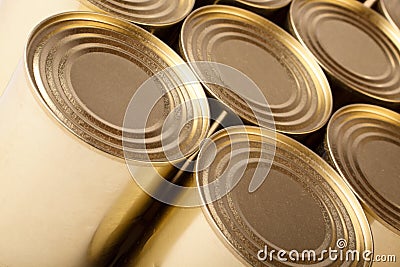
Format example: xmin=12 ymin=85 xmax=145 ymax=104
xmin=123 ymin=126 xmax=372 ymax=267
xmin=0 ymin=12 xmax=209 ymax=267
xmin=289 ymin=0 xmax=400 ymax=111
xmin=321 ymin=104 xmax=400 ymax=266
xmin=180 ymin=5 xmax=333 ymax=148
xmin=0 ymin=0 xmax=194 ymax=96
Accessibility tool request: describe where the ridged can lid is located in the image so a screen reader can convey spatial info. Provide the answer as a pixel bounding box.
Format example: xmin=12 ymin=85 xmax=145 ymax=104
xmin=197 ymin=126 xmax=372 ymax=266
xmin=180 ymin=5 xmax=332 ymax=136
xmin=378 ymin=0 xmax=400 ymax=30
xmin=289 ymin=0 xmax=400 ymax=106
xmin=326 ymin=104 xmax=400 ymax=234
xmin=25 ymin=12 xmax=209 ymax=164
xmin=82 ymin=0 xmax=195 ymax=28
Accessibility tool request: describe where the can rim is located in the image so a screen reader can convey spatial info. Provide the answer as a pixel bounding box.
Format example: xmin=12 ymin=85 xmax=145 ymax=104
xmin=24 ymin=11 xmax=210 ymax=165
xmin=180 ymin=5 xmax=333 ymax=135
xmin=289 ymin=0 xmax=400 ymax=104
xmin=326 ymin=103 xmax=400 ymax=235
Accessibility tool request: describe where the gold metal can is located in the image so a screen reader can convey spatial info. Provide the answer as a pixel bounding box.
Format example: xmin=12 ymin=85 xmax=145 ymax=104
xmin=0 ymin=12 xmax=209 ymax=267
xmin=378 ymin=0 xmax=400 ymax=31
xmin=0 ymin=0 xmax=194 ymax=96
xmin=180 ymin=5 xmax=333 ymax=143
xmin=289 ymin=0 xmax=400 ymax=111
xmin=124 ymin=126 xmax=372 ymax=267
xmin=323 ymin=104 xmax=400 ymax=266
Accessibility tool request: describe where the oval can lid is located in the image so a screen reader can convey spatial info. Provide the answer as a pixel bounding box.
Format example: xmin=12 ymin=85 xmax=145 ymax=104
xmin=290 ymin=0 xmax=400 ymax=104
xmin=180 ymin=5 xmax=332 ymax=135
xmin=327 ymin=104 xmax=400 ymax=234
xmin=82 ymin=0 xmax=194 ymax=27
xmin=25 ymin=12 xmax=209 ymax=164
xmin=197 ymin=126 xmax=372 ymax=266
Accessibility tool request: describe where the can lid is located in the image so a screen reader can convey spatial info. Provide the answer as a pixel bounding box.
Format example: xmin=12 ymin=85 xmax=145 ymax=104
xmin=379 ymin=0 xmax=400 ymax=30
xmin=197 ymin=126 xmax=372 ymax=266
xmin=180 ymin=5 xmax=332 ymax=135
xmin=26 ymin=12 xmax=209 ymax=163
xmin=327 ymin=104 xmax=400 ymax=234
xmin=290 ymin=0 xmax=400 ymax=104
xmin=234 ymin=0 xmax=292 ymax=10
xmin=83 ymin=0 xmax=194 ymax=27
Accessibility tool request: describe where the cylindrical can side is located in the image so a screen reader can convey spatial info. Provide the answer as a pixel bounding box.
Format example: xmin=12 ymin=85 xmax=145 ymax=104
xmin=365 ymin=213 xmax=400 ymax=266
xmin=0 ymin=0 xmax=88 ymax=96
xmin=0 ymin=62 xmax=158 ymax=267
xmin=0 ymin=11 xmax=210 ymax=267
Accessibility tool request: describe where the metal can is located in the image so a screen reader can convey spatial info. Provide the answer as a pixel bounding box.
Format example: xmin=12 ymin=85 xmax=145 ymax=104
xmin=289 ymin=0 xmax=400 ymax=111
xmin=322 ymin=104 xmax=400 ymax=266
xmin=0 ymin=0 xmax=194 ymax=96
xmin=180 ymin=5 xmax=333 ymax=145
xmin=123 ymin=126 xmax=372 ymax=267
xmin=377 ymin=0 xmax=400 ymax=31
xmin=0 ymin=12 xmax=209 ymax=267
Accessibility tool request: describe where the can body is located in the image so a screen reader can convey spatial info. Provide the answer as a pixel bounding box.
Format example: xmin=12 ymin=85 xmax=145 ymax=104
xmin=366 ymin=214 xmax=400 ymax=266
xmin=0 ymin=11 xmax=209 ymax=267
xmin=127 ymin=206 xmax=245 ymax=267
xmin=0 ymin=62 xmax=164 ymax=267
xmin=0 ymin=0 xmax=88 ymax=96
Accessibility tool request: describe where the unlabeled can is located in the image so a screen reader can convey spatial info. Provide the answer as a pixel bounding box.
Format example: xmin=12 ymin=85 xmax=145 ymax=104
xmin=322 ymin=104 xmax=400 ymax=266
xmin=180 ymin=5 xmax=333 ymax=146
xmin=124 ymin=126 xmax=372 ymax=267
xmin=0 ymin=12 xmax=209 ymax=267
xmin=378 ymin=0 xmax=400 ymax=30
xmin=0 ymin=0 xmax=194 ymax=96
xmin=289 ymin=0 xmax=400 ymax=111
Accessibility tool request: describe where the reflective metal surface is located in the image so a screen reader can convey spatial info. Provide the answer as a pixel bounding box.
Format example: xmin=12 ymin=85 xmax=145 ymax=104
xmin=325 ymin=104 xmax=400 ymax=235
xmin=180 ymin=5 xmax=332 ymax=136
xmin=26 ymin=11 xmax=209 ymax=161
xmin=127 ymin=126 xmax=372 ymax=266
xmin=0 ymin=11 xmax=209 ymax=267
xmin=289 ymin=0 xmax=400 ymax=109
xmin=378 ymin=0 xmax=400 ymax=30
